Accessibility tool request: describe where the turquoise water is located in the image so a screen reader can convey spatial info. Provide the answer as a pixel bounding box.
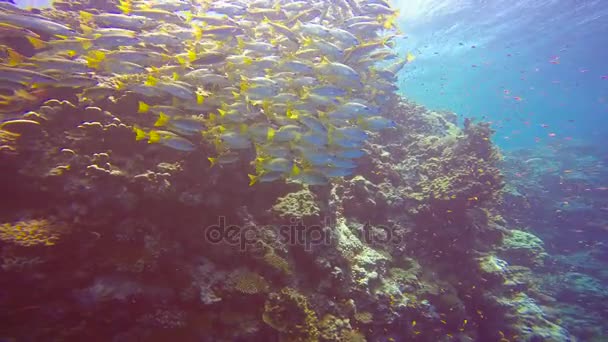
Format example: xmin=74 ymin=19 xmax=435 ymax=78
xmin=393 ymin=0 xmax=608 ymax=150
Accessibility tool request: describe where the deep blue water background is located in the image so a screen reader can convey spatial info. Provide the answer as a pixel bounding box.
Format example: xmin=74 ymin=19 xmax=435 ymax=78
xmin=393 ymin=0 xmax=608 ymax=151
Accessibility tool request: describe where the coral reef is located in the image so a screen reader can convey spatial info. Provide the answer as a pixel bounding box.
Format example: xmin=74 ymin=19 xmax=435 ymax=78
xmin=0 ymin=82 xmax=577 ymax=341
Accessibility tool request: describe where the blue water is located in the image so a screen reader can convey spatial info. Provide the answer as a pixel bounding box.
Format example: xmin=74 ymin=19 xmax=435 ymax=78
xmin=393 ymin=0 xmax=608 ymax=151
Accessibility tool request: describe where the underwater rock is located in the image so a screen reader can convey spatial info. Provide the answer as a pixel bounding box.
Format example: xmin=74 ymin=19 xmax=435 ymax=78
xmin=497 ymin=292 xmax=572 ymax=342
xmin=317 ymin=314 xmax=361 ymax=342
xmin=499 ymin=229 xmax=548 ymax=267
xmin=263 ymin=287 xmax=319 ymax=342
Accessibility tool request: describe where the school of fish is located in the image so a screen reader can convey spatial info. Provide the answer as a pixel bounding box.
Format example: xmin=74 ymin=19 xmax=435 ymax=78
xmin=0 ymin=0 xmax=411 ymax=186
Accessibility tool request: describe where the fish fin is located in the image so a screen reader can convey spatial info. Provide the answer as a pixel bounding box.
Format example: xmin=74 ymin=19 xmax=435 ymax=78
xmin=25 ymin=36 xmax=46 ymax=50
xmin=208 ymin=157 xmax=217 ymax=167
xmin=248 ymin=174 xmax=258 ymax=186
xmin=243 ymin=56 xmax=253 ymax=65
xmin=217 ymin=109 xmax=226 ymax=117
xmin=172 ymin=72 xmax=179 ymax=81
xmin=232 ymin=91 xmax=240 ymax=99
xmin=154 ymin=112 xmax=170 ymax=127
xmin=137 ymin=101 xmax=149 ymax=113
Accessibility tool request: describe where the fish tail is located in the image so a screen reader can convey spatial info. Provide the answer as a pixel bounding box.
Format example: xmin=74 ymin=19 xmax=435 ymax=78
xmin=25 ymin=36 xmax=47 ymax=50
xmin=236 ymin=36 xmax=245 ymax=51
xmin=192 ymin=24 xmax=202 ymax=41
xmin=154 ymin=112 xmax=170 ymax=127
xmin=267 ymin=127 xmax=275 ymax=141
xmin=290 ymin=165 xmax=301 ymax=177
xmin=6 ymin=48 xmax=24 ymax=66
xmin=239 ymin=75 xmax=249 ymax=92
xmin=79 ymin=11 xmax=94 ymax=25
xmin=196 ymin=92 xmax=205 ymax=104
xmin=248 ymin=174 xmax=258 ymax=186
xmin=187 ymin=47 xmax=197 ymax=62
xmin=133 ymin=126 xmax=148 ymax=141
xmin=75 ymin=36 xmax=93 ymax=50
xmin=185 ymin=12 xmax=194 ymax=24
xmin=406 ymin=52 xmax=415 ymax=63
xmin=302 ymin=36 xmax=313 ymax=47
xmin=176 ymin=55 xmax=189 ymax=66
xmin=138 ymin=101 xmax=149 ymax=113
xmin=145 ymin=75 xmax=158 ymax=86
xmin=208 ymin=157 xmax=217 ymax=167
xmin=14 ymin=89 xmax=36 ymax=101
xmin=117 ymin=0 xmax=132 ymax=14
xmin=148 ymin=130 xmax=161 ymax=143
xmin=80 ymin=24 xmax=94 ymax=36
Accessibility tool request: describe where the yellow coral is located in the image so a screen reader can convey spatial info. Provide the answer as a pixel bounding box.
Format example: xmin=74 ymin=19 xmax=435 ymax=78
xmin=353 ymin=311 xmax=373 ymax=324
xmin=340 ymin=329 xmax=367 ymax=342
xmin=0 ymin=219 xmax=67 ymax=247
xmin=264 ymin=250 xmax=292 ymax=275
xmin=233 ymin=271 xmax=269 ymax=294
